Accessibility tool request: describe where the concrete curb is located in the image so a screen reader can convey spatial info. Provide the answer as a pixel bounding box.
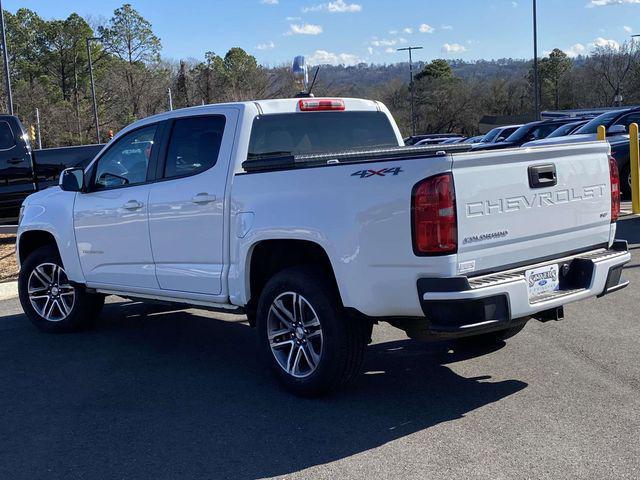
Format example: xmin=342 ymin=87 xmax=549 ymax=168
xmin=0 ymin=281 xmax=18 ymax=301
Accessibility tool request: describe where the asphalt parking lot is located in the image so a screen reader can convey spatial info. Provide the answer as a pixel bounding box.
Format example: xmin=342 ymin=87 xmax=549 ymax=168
xmin=0 ymin=217 xmax=639 ymax=480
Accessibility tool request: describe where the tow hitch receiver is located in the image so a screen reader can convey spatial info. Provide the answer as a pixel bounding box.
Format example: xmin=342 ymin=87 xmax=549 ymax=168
xmin=534 ymin=306 xmax=565 ymax=323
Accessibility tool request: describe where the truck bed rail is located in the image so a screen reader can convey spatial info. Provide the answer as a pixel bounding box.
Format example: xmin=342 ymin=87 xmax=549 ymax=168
xmin=242 ymin=144 xmax=474 ymax=173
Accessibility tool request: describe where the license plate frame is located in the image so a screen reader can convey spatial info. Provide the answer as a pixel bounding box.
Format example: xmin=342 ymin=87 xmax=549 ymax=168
xmin=525 ymin=264 xmax=560 ymax=300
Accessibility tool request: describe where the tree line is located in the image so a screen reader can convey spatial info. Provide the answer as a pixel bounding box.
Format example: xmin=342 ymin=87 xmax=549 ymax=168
xmin=1 ymin=3 xmax=640 ymax=147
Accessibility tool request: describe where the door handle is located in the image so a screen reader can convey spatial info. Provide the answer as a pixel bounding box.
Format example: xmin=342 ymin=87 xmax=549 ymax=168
xmin=191 ymin=193 xmax=217 ymax=204
xmin=122 ymin=200 xmax=143 ymax=210
xmin=7 ymin=157 xmax=24 ymax=165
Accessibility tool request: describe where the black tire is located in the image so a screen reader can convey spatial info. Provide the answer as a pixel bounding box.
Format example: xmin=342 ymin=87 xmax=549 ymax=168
xmin=621 ymin=163 xmax=631 ymax=200
xmin=18 ymin=245 xmax=105 ymax=333
xmin=457 ymin=320 xmax=528 ymax=348
xmin=256 ymin=266 xmax=369 ymax=397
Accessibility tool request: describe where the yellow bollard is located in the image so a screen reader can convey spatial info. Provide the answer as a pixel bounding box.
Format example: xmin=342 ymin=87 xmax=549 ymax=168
xmin=629 ymin=123 xmax=640 ymax=214
xmin=597 ymin=125 xmax=606 ymax=141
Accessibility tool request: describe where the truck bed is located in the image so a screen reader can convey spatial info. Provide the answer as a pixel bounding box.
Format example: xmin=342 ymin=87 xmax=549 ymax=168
xmin=233 ymin=140 xmax=615 ymax=317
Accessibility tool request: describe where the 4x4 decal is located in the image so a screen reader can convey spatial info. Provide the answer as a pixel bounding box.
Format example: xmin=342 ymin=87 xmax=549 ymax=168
xmin=351 ymin=167 xmax=403 ymax=178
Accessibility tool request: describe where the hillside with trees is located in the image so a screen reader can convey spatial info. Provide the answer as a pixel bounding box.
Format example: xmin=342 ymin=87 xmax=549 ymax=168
xmin=2 ymin=3 xmax=640 ymax=146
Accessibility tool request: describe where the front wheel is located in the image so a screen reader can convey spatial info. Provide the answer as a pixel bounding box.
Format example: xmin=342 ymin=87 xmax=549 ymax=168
xmin=18 ymin=245 xmax=104 ymax=333
xmin=257 ymin=267 xmax=369 ymax=397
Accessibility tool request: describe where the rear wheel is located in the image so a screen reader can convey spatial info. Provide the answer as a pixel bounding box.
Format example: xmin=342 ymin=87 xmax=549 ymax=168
xmin=19 ymin=245 xmax=104 ymax=333
xmin=257 ymin=266 xmax=369 ymax=397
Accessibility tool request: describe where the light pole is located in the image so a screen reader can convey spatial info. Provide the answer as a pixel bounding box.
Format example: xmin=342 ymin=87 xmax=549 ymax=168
xmin=86 ymin=36 xmax=102 ymax=144
xmin=0 ymin=0 xmax=13 ymax=115
xmin=397 ymin=46 xmax=423 ymax=137
xmin=532 ymin=0 xmax=540 ymax=120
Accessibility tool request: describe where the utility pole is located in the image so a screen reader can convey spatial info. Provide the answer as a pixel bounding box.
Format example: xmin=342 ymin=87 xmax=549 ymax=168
xmin=0 ymin=0 xmax=13 ymax=115
xmin=397 ymin=46 xmax=423 ymax=137
xmin=532 ymin=0 xmax=540 ymax=120
xmin=86 ymin=36 xmax=102 ymax=144
xmin=35 ymin=107 xmax=42 ymax=149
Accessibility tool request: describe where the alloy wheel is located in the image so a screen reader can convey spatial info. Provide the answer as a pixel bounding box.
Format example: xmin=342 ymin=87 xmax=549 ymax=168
xmin=267 ymin=291 xmax=323 ymax=378
xmin=27 ymin=263 xmax=75 ymax=322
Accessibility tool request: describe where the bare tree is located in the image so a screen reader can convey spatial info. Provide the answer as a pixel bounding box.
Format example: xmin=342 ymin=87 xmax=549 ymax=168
xmin=588 ymin=40 xmax=640 ymax=106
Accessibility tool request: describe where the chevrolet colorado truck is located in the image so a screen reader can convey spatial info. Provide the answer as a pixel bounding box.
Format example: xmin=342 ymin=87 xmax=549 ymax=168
xmin=16 ymin=97 xmax=631 ymax=396
xmin=0 ymin=114 xmax=104 ymax=224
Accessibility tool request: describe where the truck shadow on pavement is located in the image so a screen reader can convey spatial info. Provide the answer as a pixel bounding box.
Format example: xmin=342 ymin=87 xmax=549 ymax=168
xmin=0 ymin=301 xmax=527 ymax=480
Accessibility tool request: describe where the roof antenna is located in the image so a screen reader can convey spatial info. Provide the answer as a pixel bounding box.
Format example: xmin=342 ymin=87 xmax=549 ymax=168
xmin=307 ymin=66 xmax=320 ymax=97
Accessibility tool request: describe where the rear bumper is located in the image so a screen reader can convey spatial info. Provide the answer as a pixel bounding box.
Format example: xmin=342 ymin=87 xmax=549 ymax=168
xmin=418 ymin=240 xmax=630 ymax=336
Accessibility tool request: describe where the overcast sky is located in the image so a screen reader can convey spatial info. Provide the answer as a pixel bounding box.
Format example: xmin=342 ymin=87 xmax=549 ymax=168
xmin=4 ymin=0 xmax=639 ymax=66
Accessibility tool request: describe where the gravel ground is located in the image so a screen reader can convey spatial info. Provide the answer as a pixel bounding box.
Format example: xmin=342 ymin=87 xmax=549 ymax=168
xmin=0 ymin=234 xmax=17 ymax=283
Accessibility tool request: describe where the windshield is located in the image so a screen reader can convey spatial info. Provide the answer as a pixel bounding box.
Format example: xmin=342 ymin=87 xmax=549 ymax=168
xmin=480 ymin=128 xmax=500 ymax=143
xmin=248 ymin=111 xmax=399 ymax=159
xmin=506 ymin=123 xmax=564 ymax=143
xmin=574 ymin=111 xmax=622 ymax=134
xmin=546 ymin=122 xmax=581 ymax=138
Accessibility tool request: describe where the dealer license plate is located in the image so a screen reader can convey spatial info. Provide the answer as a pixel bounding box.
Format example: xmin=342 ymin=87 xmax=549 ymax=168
xmin=525 ymin=264 xmax=560 ymax=300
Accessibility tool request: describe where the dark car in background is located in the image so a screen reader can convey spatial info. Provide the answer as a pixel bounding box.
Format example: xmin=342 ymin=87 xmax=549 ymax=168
xmin=473 ymin=118 xmax=583 ymax=151
xmin=610 ymin=138 xmax=633 ymax=199
xmin=0 ymin=115 xmax=105 ymax=224
xmin=541 ymin=119 xmax=590 ymax=139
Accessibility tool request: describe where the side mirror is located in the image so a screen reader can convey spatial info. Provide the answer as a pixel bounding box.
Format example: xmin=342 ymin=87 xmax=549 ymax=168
xmin=59 ymin=167 xmax=84 ymax=192
xmin=495 ymin=136 xmax=505 ymax=143
xmin=608 ymin=124 xmax=627 ymax=136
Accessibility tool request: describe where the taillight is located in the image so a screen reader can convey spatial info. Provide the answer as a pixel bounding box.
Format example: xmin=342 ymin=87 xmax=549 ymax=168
xmin=298 ymin=98 xmax=345 ymax=111
xmin=609 ymin=156 xmax=620 ymax=223
xmin=411 ymin=173 xmax=457 ymax=255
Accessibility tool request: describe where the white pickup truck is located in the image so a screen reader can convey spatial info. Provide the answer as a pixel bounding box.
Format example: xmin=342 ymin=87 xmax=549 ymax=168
xmin=16 ymin=97 xmax=630 ymax=396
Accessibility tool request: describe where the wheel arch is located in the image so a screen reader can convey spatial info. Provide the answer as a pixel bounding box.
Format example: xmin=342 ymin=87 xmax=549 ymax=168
xmin=17 ymin=230 xmax=60 ymax=266
xmin=245 ymin=239 xmax=342 ymax=324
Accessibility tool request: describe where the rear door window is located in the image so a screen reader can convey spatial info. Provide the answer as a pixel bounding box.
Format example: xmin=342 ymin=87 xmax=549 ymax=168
xmin=163 ymin=115 xmax=226 ymax=179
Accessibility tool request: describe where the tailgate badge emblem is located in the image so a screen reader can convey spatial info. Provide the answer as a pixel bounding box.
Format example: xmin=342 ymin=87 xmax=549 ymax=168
xmin=458 ymin=260 xmax=476 ymax=274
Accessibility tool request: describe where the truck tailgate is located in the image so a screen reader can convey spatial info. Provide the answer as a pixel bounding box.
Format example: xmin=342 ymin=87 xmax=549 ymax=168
xmin=452 ymin=142 xmax=613 ymax=275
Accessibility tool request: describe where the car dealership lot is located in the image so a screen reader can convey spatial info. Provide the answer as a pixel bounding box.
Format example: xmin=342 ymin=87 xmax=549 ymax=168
xmin=0 ymin=217 xmax=638 ymax=480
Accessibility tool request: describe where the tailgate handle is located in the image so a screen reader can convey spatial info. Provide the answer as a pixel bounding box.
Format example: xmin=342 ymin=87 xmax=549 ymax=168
xmin=528 ymin=163 xmax=557 ymax=189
